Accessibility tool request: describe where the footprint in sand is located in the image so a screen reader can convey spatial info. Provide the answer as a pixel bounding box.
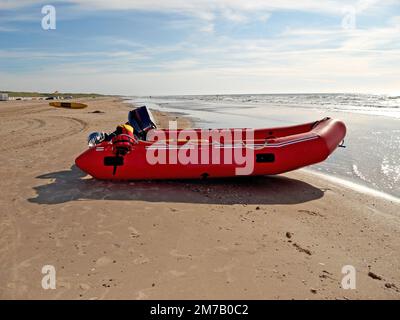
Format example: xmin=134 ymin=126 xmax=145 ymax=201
xmin=169 ymin=270 xmax=186 ymax=277
xmin=136 ymin=291 xmax=148 ymax=300
xmin=95 ymin=256 xmax=112 ymax=267
xmin=169 ymin=249 xmax=192 ymax=259
xmin=133 ymin=254 xmax=150 ymax=265
xmin=79 ymin=283 xmax=91 ymax=291
xmin=214 ymin=263 xmax=235 ymax=283
xmin=58 ymin=281 xmax=71 ymax=289
xmin=298 ymin=209 xmax=324 ymax=217
xmin=129 ymin=226 xmax=141 ymax=238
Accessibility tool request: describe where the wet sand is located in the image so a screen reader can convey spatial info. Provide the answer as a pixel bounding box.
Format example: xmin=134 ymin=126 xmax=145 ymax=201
xmin=0 ymin=97 xmax=399 ymax=299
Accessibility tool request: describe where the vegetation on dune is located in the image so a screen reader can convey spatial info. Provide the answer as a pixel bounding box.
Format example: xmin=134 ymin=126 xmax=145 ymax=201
xmin=1 ymin=91 xmax=107 ymax=98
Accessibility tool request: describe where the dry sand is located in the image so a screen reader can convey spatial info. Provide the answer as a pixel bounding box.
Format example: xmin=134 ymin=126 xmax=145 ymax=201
xmin=0 ymin=97 xmax=399 ymax=300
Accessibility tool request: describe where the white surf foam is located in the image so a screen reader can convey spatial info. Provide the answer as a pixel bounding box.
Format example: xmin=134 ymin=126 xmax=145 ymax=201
xmin=303 ymin=169 xmax=400 ymax=204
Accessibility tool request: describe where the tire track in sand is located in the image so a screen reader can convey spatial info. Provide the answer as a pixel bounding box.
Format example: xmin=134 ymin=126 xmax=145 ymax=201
xmin=0 ymin=116 xmax=88 ymax=153
xmin=0 ymin=118 xmax=46 ymax=137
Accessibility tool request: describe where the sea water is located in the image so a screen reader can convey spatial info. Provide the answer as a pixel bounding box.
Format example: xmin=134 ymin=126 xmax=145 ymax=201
xmin=127 ymin=94 xmax=400 ymax=199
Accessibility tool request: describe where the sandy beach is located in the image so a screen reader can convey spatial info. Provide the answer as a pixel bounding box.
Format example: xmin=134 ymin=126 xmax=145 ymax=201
xmin=0 ymin=97 xmax=399 ymax=300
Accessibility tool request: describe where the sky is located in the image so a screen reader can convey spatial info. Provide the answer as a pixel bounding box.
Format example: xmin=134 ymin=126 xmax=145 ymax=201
xmin=0 ymin=0 xmax=399 ymax=95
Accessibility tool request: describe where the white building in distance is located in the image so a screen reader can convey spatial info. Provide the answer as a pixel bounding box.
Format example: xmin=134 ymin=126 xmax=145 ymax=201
xmin=0 ymin=93 xmax=9 ymax=101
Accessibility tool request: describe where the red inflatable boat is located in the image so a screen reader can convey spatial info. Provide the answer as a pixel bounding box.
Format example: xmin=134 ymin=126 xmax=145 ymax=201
xmin=75 ymin=116 xmax=346 ymax=180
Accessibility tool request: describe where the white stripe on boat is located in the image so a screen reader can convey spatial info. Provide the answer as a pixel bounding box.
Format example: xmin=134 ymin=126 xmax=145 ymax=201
xmin=144 ymin=135 xmax=319 ymax=150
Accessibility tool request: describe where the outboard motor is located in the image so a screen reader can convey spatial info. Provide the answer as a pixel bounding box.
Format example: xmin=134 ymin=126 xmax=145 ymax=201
xmin=128 ymin=106 xmax=157 ymax=140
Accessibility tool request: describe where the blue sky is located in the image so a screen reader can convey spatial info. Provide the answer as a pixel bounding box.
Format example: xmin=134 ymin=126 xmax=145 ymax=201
xmin=0 ymin=0 xmax=399 ymax=95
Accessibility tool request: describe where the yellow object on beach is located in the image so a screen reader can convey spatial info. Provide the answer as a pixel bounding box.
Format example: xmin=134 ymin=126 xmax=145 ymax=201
xmin=49 ymin=102 xmax=88 ymax=109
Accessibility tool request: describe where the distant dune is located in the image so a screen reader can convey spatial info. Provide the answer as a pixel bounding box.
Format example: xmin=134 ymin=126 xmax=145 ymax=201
xmin=0 ymin=91 xmax=108 ymax=98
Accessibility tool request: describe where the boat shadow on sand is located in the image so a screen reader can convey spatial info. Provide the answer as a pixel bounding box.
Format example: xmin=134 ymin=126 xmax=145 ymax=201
xmin=29 ymin=165 xmax=325 ymax=205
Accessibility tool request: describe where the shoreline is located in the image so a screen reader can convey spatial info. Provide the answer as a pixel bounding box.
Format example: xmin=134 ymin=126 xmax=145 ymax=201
xmin=152 ymin=102 xmax=400 ymax=205
xmin=126 ymin=96 xmax=400 ymax=200
xmin=149 ymin=100 xmax=400 ymax=205
xmin=302 ymin=169 xmax=400 ymax=205
xmin=0 ymin=97 xmax=399 ymax=299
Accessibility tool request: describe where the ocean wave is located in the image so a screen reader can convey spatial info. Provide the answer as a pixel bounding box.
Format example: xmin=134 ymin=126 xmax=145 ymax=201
xmin=352 ymin=164 xmax=369 ymax=183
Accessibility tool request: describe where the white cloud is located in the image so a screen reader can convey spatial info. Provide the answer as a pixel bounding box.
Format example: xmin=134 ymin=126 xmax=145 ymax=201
xmin=2 ymin=18 xmax=399 ymax=95
xmin=66 ymin=0 xmax=345 ymax=15
xmin=2 ymin=61 xmax=399 ymax=95
xmin=199 ymin=23 xmax=214 ymax=33
xmin=1 ymin=0 xmax=399 ymax=94
xmin=0 ymin=49 xmax=148 ymax=60
xmin=221 ymin=9 xmax=249 ymax=23
xmin=0 ymin=0 xmax=386 ymax=16
xmin=62 ymin=0 xmax=398 ymax=17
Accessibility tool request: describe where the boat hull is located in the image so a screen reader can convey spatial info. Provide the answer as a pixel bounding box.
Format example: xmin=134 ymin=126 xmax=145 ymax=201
xmin=75 ymin=118 xmax=346 ymax=180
